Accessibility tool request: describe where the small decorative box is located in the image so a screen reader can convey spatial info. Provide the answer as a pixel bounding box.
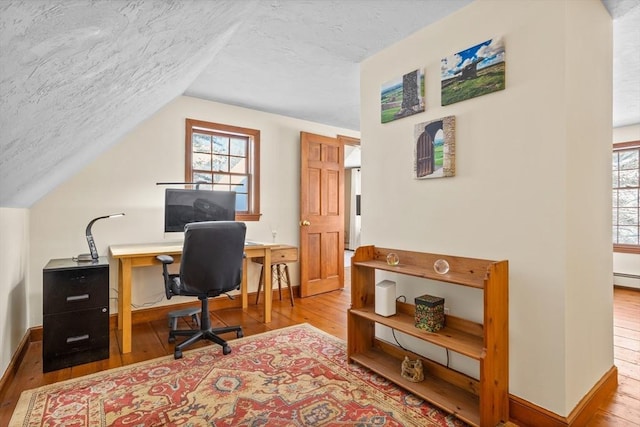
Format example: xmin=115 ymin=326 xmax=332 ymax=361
xmin=415 ymin=294 xmax=445 ymax=332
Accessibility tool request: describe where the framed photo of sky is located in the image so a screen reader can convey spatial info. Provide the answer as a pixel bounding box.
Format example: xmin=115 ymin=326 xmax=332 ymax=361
xmin=441 ymin=37 xmax=505 ymax=106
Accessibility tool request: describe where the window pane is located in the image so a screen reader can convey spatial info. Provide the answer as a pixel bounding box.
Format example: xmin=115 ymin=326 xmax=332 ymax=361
xmin=213 ymin=174 xmax=230 ymax=185
xmin=193 ymin=133 xmax=211 ymax=153
xmin=619 ymin=226 xmax=639 ymax=245
xmin=619 ymin=189 xmax=639 ymax=207
xmin=187 ymin=119 xmax=260 ymax=219
xmin=619 ymin=208 xmax=639 ymax=225
xmin=613 ymin=226 xmax=618 ymax=244
xmin=230 ymin=138 xmax=247 ymax=156
xmin=231 ymin=175 xmax=248 ymax=193
xmin=193 ymin=173 xmax=212 ymax=184
xmin=619 ymin=169 xmax=639 ymax=188
xmin=612 ymin=170 xmax=619 ymax=188
xmin=230 ymin=156 xmax=246 ymax=173
xmin=619 ymin=150 xmax=639 ymax=170
xmin=613 ymin=208 xmax=618 ymax=225
xmin=193 ymin=153 xmax=211 ymax=170
xmin=213 ymin=136 xmax=229 ymax=154
xmin=196 ymin=183 xmax=213 ymax=191
xmin=236 ymin=193 xmax=248 ymax=211
xmin=213 ymin=184 xmax=230 ymax=192
xmin=612 ymin=152 xmax=619 ymax=171
xmin=213 ymin=155 xmax=229 ymax=172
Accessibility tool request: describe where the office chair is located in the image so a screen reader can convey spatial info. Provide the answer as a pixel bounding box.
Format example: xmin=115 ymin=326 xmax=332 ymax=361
xmin=156 ymin=221 xmax=246 ymax=359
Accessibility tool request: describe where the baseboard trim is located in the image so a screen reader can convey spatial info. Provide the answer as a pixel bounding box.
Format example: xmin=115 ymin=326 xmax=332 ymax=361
xmin=509 ymin=365 xmax=618 ymax=426
xmin=566 ymin=365 xmax=618 ymax=426
xmin=0 ymin=328 xmax=32 ymax=402
xmin=510 ymin=395 xmax=568 ymax=427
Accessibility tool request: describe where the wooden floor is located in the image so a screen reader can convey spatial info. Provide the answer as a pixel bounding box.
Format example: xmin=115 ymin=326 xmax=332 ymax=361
xmin=1 ymin=276 xmax=638 ymax=426
xmin=587 ymin=287 xmax=640 ymax=426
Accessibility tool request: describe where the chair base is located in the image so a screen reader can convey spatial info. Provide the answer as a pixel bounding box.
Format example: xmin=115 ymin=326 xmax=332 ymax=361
xmin=170 ymin=325 xmax=243 ymax=359
xmin=167 ymin=307 xmax=201 ymax=330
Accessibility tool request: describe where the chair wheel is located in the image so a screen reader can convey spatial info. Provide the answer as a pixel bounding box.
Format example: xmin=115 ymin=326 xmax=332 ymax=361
xmin=168 ymin=336 xmax=176 ymax=343
xmin=174 ymin=350 xmax=183 ymax=359
xmin=237 ymin=330 xmax=244 ymax=338
xmin=222 ymin=345 xmax=232 ymax=355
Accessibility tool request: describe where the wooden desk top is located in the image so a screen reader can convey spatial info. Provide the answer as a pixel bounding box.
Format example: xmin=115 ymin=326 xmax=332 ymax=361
xmin=109 ymin=241 xmax=289 ymax=259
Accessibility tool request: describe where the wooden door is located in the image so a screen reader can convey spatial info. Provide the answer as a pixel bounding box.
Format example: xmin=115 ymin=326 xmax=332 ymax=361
xmin=299 ymin=132 xmax=344 ymax=297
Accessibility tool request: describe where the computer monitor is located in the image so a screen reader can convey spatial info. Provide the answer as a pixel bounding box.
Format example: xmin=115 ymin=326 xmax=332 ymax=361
xmin=164 ymin=189 xmax=236 ymax=233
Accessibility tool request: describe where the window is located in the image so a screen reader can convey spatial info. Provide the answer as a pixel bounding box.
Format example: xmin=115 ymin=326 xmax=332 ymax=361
xmin=612 ymin=141 xmax=640 ymax=253
xmin=185 ymin=118 xmax=261 ymax=221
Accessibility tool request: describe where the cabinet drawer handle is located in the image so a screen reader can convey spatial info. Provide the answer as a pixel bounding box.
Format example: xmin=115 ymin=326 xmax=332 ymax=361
xmin=66 ymin=294 xmax=89 ymax=302
xmin=66 ymin=334 xmax=89 ymax=343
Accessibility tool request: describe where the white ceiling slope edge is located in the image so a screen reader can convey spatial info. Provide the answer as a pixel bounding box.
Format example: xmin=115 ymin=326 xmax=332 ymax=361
xmin=0 ymin=0 xmax=637 ymax=208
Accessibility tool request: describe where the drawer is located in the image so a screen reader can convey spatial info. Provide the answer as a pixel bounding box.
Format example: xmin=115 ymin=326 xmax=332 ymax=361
xmin=43 ymin=307 xmax=109 ymax=366
xmin=253 ymin=247 xmax=298 ymax=265
xmin=43 ymin=267 xmax=108 ymax=314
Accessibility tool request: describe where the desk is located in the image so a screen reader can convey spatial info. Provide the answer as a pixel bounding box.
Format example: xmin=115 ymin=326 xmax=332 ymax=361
xmin=109 ymin=241 xmax=277 ymax=354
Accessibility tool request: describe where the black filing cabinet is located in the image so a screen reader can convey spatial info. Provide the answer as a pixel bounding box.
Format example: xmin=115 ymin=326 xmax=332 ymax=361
xmin=43 ymin=257 xmax=110 ymax=372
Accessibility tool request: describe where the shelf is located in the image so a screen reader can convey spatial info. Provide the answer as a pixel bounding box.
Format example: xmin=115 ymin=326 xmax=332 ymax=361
xmin=349 ymin=245 xmax=508 ymax=426
xmin=353 ymin=259 xmax=486 ymax=289
xmin=350 ymin=307 xmax=484 ymax=360
xmin=350 ymin=348 xmax=480 ymax=427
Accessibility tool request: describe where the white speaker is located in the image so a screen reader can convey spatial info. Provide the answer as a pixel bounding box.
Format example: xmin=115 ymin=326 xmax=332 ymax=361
xmin=375 ymin=280 xmax=396 ymax=317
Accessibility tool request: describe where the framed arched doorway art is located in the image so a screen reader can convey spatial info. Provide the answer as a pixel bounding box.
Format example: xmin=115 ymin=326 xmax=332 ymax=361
xmin=414 ymin=116 xmax=456 ymax=179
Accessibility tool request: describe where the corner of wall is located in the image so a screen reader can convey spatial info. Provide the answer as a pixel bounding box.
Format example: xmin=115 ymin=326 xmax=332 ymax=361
xmin=0 ymin=207 xmax=30 ymax=377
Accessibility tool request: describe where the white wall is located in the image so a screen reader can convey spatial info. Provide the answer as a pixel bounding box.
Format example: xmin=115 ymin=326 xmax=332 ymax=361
xmin=360 ymin=0 xmax=612 ymax=417
xmin=28 ymin=95 xmax=359 ymax=326
xmin=613 ymin=124 xmax=640 ymax=289
xmin=0 ymin=208 xmax=29 ymax=376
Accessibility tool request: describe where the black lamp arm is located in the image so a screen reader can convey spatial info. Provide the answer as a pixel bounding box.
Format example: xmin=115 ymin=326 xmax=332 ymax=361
xmin=84 ymin=213 xmax=125 ymax=260
xmin=85 ymin=215 xmax=112 ymax=237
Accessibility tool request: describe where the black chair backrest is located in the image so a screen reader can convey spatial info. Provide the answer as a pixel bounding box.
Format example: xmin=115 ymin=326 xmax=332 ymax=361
xmin=179 ymin=221 xmax=247 ymax=297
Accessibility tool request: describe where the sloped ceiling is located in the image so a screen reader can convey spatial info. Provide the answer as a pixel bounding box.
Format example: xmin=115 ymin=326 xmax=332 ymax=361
xmin=0 ymin=0 xmax=638 ymax=208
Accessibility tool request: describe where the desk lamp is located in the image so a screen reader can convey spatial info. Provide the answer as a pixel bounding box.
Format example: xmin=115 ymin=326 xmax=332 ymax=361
xmin=77 ymin=213 xmax=125 ymax=262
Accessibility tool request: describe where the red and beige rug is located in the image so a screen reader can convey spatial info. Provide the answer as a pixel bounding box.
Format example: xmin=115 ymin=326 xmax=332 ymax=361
xmin=10 ymin=323 xmax=468 ymax=426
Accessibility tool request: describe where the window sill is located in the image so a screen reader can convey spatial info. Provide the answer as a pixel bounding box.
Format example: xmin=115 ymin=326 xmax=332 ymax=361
xmin=237 ymin=213 xmax=262 ymax=222
xmin=614 ymin=245 xmax=640 ymax=254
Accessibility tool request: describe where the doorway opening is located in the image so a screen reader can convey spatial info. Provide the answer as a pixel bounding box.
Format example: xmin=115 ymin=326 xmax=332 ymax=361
xmin=343 ymin=137 xmax=361 ymax=281
xmin=344 ymin=142 xmax=361 ymax=253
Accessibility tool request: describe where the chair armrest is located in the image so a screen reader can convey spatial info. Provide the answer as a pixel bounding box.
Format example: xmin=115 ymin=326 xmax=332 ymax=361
xmin=156 ymin=255 xmax=174 ymax=265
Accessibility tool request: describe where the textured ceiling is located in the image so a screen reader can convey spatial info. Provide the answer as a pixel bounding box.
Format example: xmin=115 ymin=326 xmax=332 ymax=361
xmin=0 ymin=0 xmax=638 ymax=208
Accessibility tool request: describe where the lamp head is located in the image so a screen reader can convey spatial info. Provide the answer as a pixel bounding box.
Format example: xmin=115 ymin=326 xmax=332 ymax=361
xmin=77 ymin=213 xmax=125 ymax=262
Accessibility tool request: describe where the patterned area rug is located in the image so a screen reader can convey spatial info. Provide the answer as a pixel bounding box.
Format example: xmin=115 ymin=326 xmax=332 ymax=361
xmin=11 ymin=323 xmax=468 ymax=426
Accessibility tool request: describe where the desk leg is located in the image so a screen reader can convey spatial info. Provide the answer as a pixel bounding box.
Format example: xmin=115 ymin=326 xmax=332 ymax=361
xmin=117 ymin=258 xmax=132 ymax=353
xmin=263 ymin=248 xmax=272 ymax=323
xmin=241 ymin=257 xmax=248 ymax=310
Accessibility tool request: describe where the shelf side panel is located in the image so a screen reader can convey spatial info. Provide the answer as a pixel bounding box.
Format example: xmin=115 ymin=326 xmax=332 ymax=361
xmin=481 ymin=260 xmax=509 ymax=425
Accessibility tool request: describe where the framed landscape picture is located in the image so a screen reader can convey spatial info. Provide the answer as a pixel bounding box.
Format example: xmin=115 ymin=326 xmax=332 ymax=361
xmin=441 ymin=37 xmax=505 ymax=106
xmin=414 ymin=116 xmax=455 ymax=179
xmin=381 ymin=69 xmax=425 ymax=123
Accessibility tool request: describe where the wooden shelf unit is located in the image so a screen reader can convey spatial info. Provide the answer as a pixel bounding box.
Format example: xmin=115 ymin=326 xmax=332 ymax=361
xmin=347 ymin=246 xmax=508 ymax=427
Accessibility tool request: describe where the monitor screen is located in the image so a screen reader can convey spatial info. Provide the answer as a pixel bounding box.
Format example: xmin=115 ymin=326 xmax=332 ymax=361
xmin=164 ymin=189 xmax=236 ymax=232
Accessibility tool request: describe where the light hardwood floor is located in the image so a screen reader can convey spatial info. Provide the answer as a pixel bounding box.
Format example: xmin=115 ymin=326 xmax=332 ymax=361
xmin=587 ymin=287 xmax=640 ymax=426
xmin=0 ymin=274 xmax=638 ymax=426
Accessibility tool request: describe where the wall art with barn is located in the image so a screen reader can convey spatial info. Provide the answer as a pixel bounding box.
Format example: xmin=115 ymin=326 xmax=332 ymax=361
xmin=441 ymin=37 xmax=505 ymax=106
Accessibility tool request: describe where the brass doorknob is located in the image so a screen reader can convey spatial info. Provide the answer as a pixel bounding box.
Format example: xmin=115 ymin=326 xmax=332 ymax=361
xmin=300 ymin=220 xmax=311 ymax=226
